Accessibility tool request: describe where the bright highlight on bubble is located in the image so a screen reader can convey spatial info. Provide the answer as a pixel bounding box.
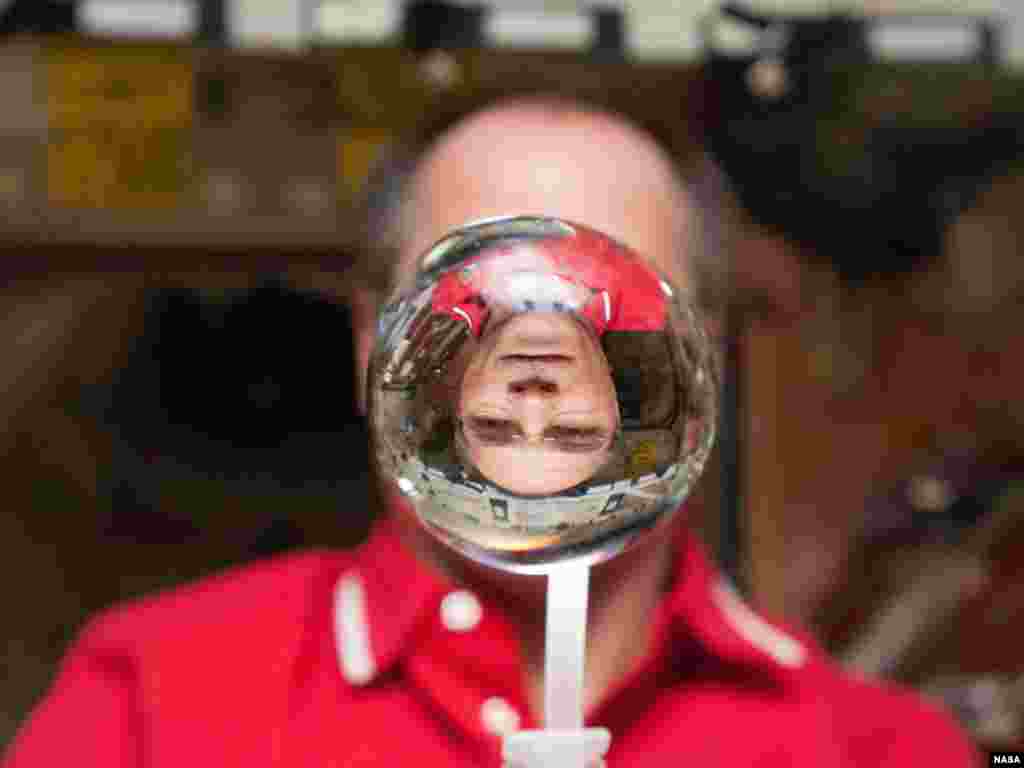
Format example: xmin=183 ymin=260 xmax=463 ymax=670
xmin=368 ymin=215 xmax=718 ymax=575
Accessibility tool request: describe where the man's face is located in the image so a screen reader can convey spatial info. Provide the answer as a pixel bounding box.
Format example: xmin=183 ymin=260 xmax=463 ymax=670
xmin=458 ymin=310 xmax=620 ymax=495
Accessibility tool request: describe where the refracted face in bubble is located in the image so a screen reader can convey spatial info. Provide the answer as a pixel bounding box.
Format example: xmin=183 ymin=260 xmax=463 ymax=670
xmin=457 ymin=308 xmax=620 ymax=495
xmin=370 ymin=216 xmax=717 ymax=573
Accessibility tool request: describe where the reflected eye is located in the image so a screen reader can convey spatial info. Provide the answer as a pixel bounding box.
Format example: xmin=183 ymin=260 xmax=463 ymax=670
xmin=466 ymin=416 xmax=522 ymax=445
xmin=546 ymin=425 xmax=610 ymax=452
xmin=463 ymin=417 xmax=610 ymax=453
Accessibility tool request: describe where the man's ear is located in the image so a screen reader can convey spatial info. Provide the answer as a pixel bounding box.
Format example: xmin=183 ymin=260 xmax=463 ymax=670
xmin=347 ymin=286 xmax=379 ymax=417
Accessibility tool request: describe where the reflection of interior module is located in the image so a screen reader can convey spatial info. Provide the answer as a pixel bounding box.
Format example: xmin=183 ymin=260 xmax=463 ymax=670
xmin=379 ymin=310 xmax=468 ymax=389
xmin=397 ymin=456 xmax=677 ymax=531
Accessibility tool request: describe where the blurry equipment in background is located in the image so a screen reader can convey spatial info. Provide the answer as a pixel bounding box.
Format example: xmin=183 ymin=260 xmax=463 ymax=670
xmin=97 ymin=276 xmax=369 ymax=550
xmin=193 ymin=50 xmax=337 ymax=219
xmin=197 ymin=0 xmax=227 ymax=45
xmin=402 ymin=1 xmax=624 ymax=59
xmin=816 ymin=451 xmax=1024 ymax=751
xmin=0 ymin=271 xmax=372 ymax=748
xmin=699 ymin=2 xmax=1024 ymax=389
xmin=403 ymin=1 xmax=486 ymax=51
xmin=0 ymin=274 xmax=152 ymax=749
xmin=8 ymin=0 xmax=625 ymax=56
xmin=701 ymin=2 xmax=1017 ymax=287
xmin=45 ymin=41 xmax=196 ymax=212
xmin=0 ymin=0 xmax=74 ymax=35
xmin=0 ymin=0 xmax=225 ymax=43
xmin=3 ymin=32 xmax=698 ymax=263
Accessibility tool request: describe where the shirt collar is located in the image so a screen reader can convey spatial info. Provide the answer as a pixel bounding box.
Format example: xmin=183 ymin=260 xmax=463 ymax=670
xmin=333 ymin=514 xmax=450 ymax=686
xmin=333 ymin=508 xmax=809 ymax=690
xmin=663 ymin=523 xmax=809 ymax=677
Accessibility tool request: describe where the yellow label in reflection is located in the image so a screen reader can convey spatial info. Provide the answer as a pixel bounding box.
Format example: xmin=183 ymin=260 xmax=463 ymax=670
xmin=46 ymin=42 xmax=193 ymax=209
xmin=629 ymin=440 xmax=657 ymax=475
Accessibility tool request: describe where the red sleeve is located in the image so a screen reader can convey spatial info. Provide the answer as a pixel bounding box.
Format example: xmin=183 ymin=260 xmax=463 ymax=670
xmin=2 ymin=623 xmax=141 ymax=768
xmin=834 ymin=675 xmax=981 ymax=767
xmin=876 ymin=695 xmax=980 ymax=767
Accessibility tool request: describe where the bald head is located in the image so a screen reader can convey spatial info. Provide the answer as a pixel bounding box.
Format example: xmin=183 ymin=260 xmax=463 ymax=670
xmin=397 ymin=99 xmax=696 ymax=294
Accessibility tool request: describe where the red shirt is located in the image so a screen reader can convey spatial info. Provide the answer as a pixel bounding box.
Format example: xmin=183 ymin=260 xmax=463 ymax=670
xmin=4 ymin=515 xmax=978 ymax=767
xmin=431 ymin=227 xmax=669 ymax=337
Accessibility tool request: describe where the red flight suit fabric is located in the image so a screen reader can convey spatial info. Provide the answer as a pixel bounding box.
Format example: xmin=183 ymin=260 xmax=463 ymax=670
xmin=3 ymin=510 xmax=979 ymax=767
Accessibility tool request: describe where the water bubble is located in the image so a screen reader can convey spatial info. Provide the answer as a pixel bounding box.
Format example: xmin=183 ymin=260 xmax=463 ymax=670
xmin=368 ymin=216 xmax=717 ymax=574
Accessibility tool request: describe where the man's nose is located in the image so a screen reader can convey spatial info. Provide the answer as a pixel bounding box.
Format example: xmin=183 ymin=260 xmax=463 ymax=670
xmin=508 ymin=376 xmax=559 ymax=396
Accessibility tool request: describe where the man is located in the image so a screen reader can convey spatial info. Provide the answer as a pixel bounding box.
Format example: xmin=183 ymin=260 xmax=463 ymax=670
xmin=4 ymin=83 xmax=978 ymax=766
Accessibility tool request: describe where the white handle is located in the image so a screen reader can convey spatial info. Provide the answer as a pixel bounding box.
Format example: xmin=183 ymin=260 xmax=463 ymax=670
xmin=505 ymin=565 xmax=604 ymax=768
xmin=503 ymin=727 xmax=611 ymax=768
xmin=545 ymin=564 xmax=590 ymax=731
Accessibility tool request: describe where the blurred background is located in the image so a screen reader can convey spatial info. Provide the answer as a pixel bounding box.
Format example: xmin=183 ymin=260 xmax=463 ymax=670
xmin=1 ymin=0 xmax=1022 ymax=757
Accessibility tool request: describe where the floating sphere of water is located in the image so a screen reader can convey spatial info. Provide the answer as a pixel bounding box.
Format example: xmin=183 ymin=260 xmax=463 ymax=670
xmin=368 ymin=216 xmax=717 ymax=574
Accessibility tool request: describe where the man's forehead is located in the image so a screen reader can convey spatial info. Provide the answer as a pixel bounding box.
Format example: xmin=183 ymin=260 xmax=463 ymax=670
xmin=400 ymin=102 xmax=692 ymax=291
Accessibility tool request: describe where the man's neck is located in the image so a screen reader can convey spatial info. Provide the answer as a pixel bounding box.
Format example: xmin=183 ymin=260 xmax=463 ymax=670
xmin=389 ymin=505 xmax=677 ymax=722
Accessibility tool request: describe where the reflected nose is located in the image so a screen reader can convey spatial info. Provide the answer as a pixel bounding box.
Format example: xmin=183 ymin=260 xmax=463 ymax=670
xmin=508 ymin=376 xmax=559 ymax=396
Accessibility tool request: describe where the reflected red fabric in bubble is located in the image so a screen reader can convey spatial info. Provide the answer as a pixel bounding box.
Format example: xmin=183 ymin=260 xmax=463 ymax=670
xmin=431 ymin=225 xmax=668 ymax=337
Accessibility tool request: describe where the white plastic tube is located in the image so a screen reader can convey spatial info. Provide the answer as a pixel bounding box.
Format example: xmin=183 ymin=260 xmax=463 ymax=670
xmin=503 ymin=563 xmax=610 ymax=768
xmin=503 ymin=728 xmax=610 ymax=768
xmin=544 ymin=563 xmax=590 ymax=763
